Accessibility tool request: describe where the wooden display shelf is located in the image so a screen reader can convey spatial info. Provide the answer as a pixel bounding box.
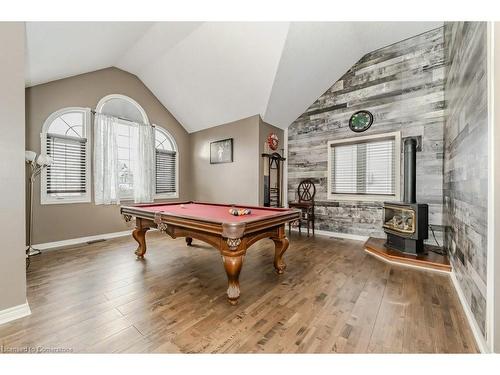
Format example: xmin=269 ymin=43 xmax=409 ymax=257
xmin=364 ymin=237 xmax=451 ymax=272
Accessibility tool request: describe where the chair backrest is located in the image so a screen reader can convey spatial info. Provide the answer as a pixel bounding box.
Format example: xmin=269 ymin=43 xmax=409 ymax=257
xmin=297 ymin=179 xmax=316 ymax=203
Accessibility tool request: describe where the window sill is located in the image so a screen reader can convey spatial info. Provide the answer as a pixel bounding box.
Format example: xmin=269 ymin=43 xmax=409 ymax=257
xmin=117 ymin=193 xmax=179 ymax=203
xmin=327 ymin=194 xmax=400 ymax=202
xmin=154 ymin=193 xmax=179 ymax=200
xmin=41 ymin=196 xmax=91 ymax=205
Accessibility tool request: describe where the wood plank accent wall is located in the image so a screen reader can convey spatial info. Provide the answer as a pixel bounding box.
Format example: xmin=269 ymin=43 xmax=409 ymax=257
xmin=288 ymin=27 xmax=446 ymax=242
xmin=444 ymin=22 xmax=488 ymax=338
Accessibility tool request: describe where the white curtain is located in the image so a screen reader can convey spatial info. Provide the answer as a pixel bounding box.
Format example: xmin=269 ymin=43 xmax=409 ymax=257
xmin=131 ymin=123 xmax=155 ymax=203
xmin=94 ymin=114 xmax=120 ymax=205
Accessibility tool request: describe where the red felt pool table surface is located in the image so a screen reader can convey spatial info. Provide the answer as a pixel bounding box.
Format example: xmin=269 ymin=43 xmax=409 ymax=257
xmin=132 ymin=202 xmax=292 ymax=223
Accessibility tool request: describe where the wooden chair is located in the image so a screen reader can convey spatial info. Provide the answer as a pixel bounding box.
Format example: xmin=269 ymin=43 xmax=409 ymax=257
xmin=288 ymin=179 xmax=316 ymax=237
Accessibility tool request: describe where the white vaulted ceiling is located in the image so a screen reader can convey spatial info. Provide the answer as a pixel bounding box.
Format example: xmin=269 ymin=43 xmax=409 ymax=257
xmin=25 ymin=21 xmax=442 ymax=132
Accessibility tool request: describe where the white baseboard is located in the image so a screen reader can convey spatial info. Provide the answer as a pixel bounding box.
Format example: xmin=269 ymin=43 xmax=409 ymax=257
xmin=450 ymin=271 xmax=489 ymax=353
xmin=33 ymin=230 xmax=132 ymax=251
xmin=290 ymin=227 xmax=368 ymax=242
xmin=0 ymin=301 xmax=31 ymax=325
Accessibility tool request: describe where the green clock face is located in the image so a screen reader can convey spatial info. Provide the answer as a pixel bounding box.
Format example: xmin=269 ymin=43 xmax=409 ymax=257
xmin=349 ymin=110 xmax=373 ymax=132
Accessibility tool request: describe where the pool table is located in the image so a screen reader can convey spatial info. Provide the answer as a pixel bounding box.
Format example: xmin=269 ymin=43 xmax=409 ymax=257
xmin=120 ymin=201 xmax=300 ymax=305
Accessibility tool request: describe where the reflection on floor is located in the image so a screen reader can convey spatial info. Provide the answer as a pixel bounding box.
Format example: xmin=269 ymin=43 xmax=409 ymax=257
xmin=0 ymin=231 xmax=477 ymax=353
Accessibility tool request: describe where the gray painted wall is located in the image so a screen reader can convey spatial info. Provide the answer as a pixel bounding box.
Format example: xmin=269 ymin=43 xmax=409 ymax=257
xmin=287 ymin=27 xmax=446 ymax=242
xmin=444 ymin=22 xmax=488 ymax=339
xmin=0 ymin=23 xmax=27 ymax=311
xmin=190 ymin=115 xmax=260 ymax=205
xmin=26 ymin=66 xmax=284 ymax=244
xmin=25 ymin=67 xmax=191 ymax=244
xmin=190 ymin=115 xmax=283 ymax=206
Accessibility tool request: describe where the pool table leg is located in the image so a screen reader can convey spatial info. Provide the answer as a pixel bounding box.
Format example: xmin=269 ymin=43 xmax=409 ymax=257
xmin=272 ymin=231 xmax=289 ymax=274
xmin=132 ymin=227 xmax=150 ymax=259
xmin=222 ymin=255 xmax=243 ymax=305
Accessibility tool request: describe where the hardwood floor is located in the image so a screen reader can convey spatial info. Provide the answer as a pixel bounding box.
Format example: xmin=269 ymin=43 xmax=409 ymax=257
xmin=0 ymin=231 xmax=478 ymax=353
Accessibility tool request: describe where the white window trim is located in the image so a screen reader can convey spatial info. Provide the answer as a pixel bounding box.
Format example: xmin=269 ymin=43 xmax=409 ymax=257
xmin=327 ymin=131 xmax=401 ymax=202
xmin=40 ymin=107 xmax=92 ymax=205
xmin=154 ymin=125 xmax=179 ymax=200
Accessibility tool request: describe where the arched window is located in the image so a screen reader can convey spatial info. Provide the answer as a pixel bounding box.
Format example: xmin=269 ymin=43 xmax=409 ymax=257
xmin=96 ymin=94 xmax=150 ymax=199
xmin=41 ymin=107 xmax=91 ymax=204
xmin=154 ymin=127 xmax=178 ymax=198
xmin=94 ymin=94 xmax=179 ymax=202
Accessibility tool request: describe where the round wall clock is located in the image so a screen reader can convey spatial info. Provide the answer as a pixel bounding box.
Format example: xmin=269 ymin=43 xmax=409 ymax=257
xmin=349 ymin=110 xmax=374 ymax=133
xmin=267 ymin=132 xmax=279 ymax=151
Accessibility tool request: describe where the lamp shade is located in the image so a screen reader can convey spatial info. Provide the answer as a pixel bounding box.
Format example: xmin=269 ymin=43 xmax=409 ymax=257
xmin=37 ymin=154 xmax=53 ymax=166
xmin=25 ymin=150 xmax=37 ymax=162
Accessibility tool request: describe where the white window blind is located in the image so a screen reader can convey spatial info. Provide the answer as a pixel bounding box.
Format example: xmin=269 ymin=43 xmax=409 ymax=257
xmin=41 ymin=107 xmax=91 ymax=204
xmin=46 ymin=133 xmax=87 ymax=194
xmin=156 ymin=149 xmax=177 ymax=194
xmin=330 ymin=136 xmax=396 ymax=196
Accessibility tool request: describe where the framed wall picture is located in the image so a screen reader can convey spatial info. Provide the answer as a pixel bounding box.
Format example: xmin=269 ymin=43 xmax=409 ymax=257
xmin=210 ymin=138 xmax=233 ymax=164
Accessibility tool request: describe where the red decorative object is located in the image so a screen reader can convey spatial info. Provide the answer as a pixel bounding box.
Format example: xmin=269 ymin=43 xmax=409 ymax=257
xmin=267 ymin=133 xmax=279 ymax=151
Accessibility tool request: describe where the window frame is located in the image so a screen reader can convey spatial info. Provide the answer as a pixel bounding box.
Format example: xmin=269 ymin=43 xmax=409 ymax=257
xmin=40 ymin=107 xmax=92 ymax=205
xmin=154 ymin=125 xmax=179 ymax=200
xmin=327 ymin=131 xmax=401 ymax=202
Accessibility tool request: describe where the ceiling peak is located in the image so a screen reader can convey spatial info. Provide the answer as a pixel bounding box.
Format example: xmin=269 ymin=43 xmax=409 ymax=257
xmin=25 ymin=21 xmax=443 ymax=132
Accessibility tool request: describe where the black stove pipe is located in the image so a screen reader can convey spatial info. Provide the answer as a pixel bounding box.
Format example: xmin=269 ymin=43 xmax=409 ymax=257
xmin=403 ymin=138 xmax=417 ymax=204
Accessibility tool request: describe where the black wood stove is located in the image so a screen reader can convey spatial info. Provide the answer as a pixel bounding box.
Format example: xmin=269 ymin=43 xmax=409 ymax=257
xmin=383 ymin=138 xmax=428 ymax=254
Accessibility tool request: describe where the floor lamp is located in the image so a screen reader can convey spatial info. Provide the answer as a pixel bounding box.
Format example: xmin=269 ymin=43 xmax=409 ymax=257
xmin=25 ymin=151 xmax=53 ymax=261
